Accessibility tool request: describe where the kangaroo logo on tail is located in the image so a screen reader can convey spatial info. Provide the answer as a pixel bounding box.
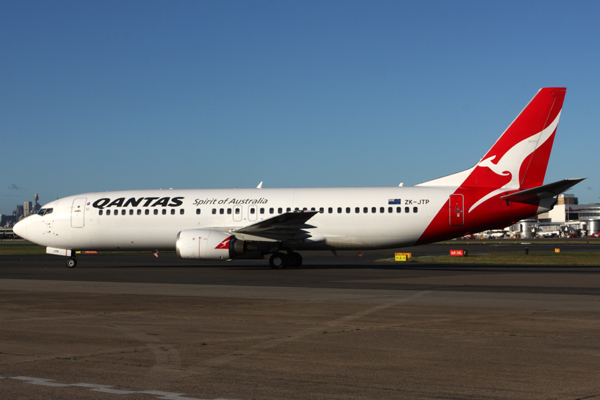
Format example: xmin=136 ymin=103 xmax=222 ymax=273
xmin=469 ymin=110 xmax=561 ymax=213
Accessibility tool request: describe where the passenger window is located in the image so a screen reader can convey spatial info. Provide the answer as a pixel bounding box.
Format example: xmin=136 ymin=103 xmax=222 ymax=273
xmin=269 ymin=208 xmax=274 ymax=214
xmin=154 ymin=209 xmax=158 ymax=215
xmin=196 ymin=209 xmax=201 ymax=215
xmin=388 ymin=207 xmax=393 ymax=213
xmin=107 ymin=210 xmax=111 ymax=215
xmin=227 ymin=208 xmax=232 ymax=214
xmin=328 ymin=207 xmax=333 ymax=214
xmin=277 ymin=207 xmax=282 ymax=213
xmin=380 ymin=207 xmax=384 ymax=213
xmin=260 ymin=208 xmax=264 ymax=214
xmin=137 ymin=209 xmax=141 ymax=215
xmin=337 ymin=207 xmax=342 ymax=213
xmin=250 ymin=208 xmax=255 ymax=214
xmin=397 ymin=207 xmax=402 ymax=213
xmin=372 ymin=207 xmax=376 ymax=213
xmin=220 ymin=208 xmax=224 ymax=215
xmin=99 ymin=210 xmax=103 ymax=215
xmin=115 ymin=210 xmax=119 ymax=216
xmin=413 ymin=207 xmax=418 ymax=213
xmin=180 ymin=209 xmax=184 ymax=215
xmin=295 ymin=207 xmax=299 ymax=211
xmin=355 ymin=207 xmax=360 ymax=213
xmin=346 ymin=207 xmax=351 ymax=214
xmin=212 ymin=209 xmax=217 ymax=215
xmin=405 ymin=207 xmax=410 ymax=213
xmin=129 ymin=209 xmax=134 ymax=215
xmin=120 ymin=209 xmax=125 ymax=215
xmin=162 ymin=209 xmax=167 ymax=215
xmin=319 ymin=207 xmax=324 ymax=213
xmin=171 ymin=209 xmax=175 ymax=215
xmin=287 ymin=207 xmax=291 ymax=212
xmin=145 ymin=209 xmax=150 ymax=215
xmin=364 ymin=207 xmax=368 ymax=213
xmin=235 ymin=208 xmax=240 ymax=214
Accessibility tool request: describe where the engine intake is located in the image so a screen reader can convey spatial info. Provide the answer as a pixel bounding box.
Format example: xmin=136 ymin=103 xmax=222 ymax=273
xmin=176 ymin=229 xmax=245 ymax=260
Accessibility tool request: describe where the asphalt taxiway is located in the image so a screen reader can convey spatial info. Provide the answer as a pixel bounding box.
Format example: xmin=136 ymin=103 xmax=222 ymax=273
xmin=1 ymin=244 xmax=600 ymax=399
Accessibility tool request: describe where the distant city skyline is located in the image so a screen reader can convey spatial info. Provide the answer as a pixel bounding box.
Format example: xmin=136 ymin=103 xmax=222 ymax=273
xmin=1 ymin=193 xmax=41 ymax=227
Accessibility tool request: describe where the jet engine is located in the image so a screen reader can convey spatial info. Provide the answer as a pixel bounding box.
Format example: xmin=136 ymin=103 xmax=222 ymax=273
xmin=176 ymin=229 xmax=245 ymax=260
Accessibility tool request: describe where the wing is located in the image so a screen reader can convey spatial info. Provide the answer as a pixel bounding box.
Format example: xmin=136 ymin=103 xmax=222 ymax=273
xmin=232 ymin=211 xmax=321 ymax=242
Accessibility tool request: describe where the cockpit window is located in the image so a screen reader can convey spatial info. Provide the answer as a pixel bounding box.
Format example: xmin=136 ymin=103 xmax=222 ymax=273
xmin=37 ymin=208 xmax=53 ymax=216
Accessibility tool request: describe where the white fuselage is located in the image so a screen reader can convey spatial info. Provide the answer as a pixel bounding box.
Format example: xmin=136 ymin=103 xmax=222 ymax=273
xmin=19 ymin=186 xmax=455 ymax=252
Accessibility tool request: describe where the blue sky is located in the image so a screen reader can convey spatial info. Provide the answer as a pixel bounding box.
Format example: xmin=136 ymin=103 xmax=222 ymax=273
xmin=2 ymin=1 xmax=599 ymax=215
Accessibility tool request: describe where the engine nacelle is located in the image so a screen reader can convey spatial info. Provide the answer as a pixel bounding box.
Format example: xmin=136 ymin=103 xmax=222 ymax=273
xmin=176 ymin=229 xmax=245 ymax=260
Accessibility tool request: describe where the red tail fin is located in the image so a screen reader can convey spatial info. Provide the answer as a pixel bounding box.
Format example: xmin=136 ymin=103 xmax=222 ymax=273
xmin=473 ymin=87 xmax=565 ymax=189
xmin=417 ymin=88 xmax=568 ymax=245
xmin=463 ymin=88 xmax=565 ymax=212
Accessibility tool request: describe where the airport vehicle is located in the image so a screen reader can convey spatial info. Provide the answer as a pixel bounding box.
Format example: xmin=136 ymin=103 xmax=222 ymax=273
xmin=482 ymin=230 xmax=507 ymax=239
xmin=14 ymin=88 xmax=583 ymax=268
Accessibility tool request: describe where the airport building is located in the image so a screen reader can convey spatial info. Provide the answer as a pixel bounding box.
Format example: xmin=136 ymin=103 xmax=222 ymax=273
xmin=481 ymin=193 xmax=600 ymax=239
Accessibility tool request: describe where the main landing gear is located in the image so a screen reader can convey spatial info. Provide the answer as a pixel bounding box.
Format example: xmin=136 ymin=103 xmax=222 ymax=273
xmin=66 ymin=257 xmax=78 ymax=268
xmin=269 ymin=251 xmax=303 ymax=269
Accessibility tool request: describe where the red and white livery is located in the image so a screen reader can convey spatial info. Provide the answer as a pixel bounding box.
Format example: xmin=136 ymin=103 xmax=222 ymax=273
xmin=15 ymin=88 xmax=583 ymax=268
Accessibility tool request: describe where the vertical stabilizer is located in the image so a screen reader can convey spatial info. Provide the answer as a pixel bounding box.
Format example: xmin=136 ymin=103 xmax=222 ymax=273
xmin=417 ymin=88 xmax=568 ymax=245
xmin=476 ymin=87 xmax=565 ymax=189
xmin=463 ymin=88 xmax=565 ymax=212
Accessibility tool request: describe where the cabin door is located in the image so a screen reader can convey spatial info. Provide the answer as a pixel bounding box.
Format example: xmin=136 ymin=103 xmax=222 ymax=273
xmin=71 ymin=198 xmax=87 ymax=228
xmin=449 ymin=194 xmax=464 ymax=226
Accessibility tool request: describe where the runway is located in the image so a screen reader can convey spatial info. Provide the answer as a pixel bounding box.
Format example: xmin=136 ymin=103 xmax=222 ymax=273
xmin=1 ymin=244 xmax=600 ymax=399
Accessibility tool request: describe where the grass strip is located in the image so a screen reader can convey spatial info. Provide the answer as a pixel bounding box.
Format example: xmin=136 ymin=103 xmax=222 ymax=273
xmin=379 ymin=252 xmax=600 ymax=266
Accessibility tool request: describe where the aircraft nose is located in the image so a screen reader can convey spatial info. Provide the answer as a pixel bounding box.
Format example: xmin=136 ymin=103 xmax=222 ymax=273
xmin=13 ymin=219 xmax=28 ymax=240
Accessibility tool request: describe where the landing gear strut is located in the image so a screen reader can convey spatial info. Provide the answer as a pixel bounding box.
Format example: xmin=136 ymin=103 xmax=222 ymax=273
xmin=66 ymin=257 xmax=77 ymax=268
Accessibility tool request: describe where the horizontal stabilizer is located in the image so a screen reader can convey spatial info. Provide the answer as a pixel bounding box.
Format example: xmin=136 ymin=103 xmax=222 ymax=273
xmin=500 ymin=178 xmax=585 ymax=204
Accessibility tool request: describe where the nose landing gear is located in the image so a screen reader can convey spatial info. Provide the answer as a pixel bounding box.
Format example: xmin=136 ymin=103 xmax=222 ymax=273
xmin=66 ymin=257 xmax=78 ymax=268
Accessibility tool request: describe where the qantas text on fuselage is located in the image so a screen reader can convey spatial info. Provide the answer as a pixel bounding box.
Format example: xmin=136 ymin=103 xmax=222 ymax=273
xmin=14 ymin=88 xmax=583 ymax=269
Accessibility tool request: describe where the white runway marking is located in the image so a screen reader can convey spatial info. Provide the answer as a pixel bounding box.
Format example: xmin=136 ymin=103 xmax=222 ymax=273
xmin=4 ymin=376 xmax=237 ymax=400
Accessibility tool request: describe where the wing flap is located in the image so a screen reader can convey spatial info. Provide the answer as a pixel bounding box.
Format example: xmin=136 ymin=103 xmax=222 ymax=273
xmin=232 ymin=211 xmax=319 ymax=241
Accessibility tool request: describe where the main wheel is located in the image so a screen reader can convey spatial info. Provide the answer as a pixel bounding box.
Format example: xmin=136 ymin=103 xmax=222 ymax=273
xmin=269 ymin=252 xmax=288 ymax=269
xmin=66 ymin=257 xmax=77 ymax=268
xmin=287 ymin=252 xmax=303 ymax=268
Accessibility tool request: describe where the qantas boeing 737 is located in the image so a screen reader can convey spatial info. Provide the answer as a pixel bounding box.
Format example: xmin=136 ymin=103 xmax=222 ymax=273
xmin=14 ymin=88 xmax=583 ymax=269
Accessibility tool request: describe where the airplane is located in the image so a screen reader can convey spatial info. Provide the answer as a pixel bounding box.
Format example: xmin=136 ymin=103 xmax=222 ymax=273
xmin=14 ymin=87 xmax=584 ymax=269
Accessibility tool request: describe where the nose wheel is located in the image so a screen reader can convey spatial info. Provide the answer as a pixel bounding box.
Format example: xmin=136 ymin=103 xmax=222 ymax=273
xmin=66 ymin=257 xmax=77 ymax=268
